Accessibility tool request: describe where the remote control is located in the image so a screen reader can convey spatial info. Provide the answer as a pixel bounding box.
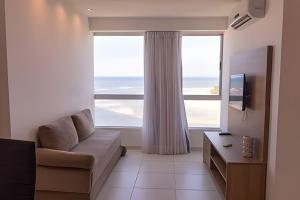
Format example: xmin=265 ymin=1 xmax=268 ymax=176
xmin=223 ymin=144 xmax=233 ymax=148
xmin=219 ymin=132 xmax=232 ymax=136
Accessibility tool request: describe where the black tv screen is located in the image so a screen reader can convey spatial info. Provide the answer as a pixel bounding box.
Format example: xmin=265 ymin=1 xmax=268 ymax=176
xmin=229 ymin=74 xmax=246 ymax=111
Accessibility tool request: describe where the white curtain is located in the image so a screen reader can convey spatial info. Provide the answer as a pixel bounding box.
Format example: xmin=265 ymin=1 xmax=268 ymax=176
xmin=142 ymin=31 xmax=190 ymax=155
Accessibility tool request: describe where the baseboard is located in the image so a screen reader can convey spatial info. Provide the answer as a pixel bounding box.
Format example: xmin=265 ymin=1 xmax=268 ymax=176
xmin=126 ymin=146 xmax=142 ymax=150
xmin=191 ymin=147 xmax=203 ymax=151
xmin=125 ymin=146 xmax=203 ymax=151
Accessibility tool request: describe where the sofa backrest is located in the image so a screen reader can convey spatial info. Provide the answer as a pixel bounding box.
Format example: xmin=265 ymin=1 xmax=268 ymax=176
xmin=37 ymin=109 xmax=95 ymax=150
xmin=71 ymin=109 xmax=95 ymax=141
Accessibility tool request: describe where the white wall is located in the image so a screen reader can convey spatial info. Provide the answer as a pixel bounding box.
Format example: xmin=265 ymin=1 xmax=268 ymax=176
xmin=274 ymin=1 xmax=300 ymax=199
xmin=0 ymin=0 xmax=11 ymax=138
xmin=89 ymin=17 xmax=228 ymax=32
xmin=5 ymin=0 xmax=94 ymax=141
xmin=222 ymin=0 xmax=284 ymax=199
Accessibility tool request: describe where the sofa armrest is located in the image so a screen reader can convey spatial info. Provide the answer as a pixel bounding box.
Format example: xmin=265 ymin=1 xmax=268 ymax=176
xmin=36 ymin=148 xmax=95 ymax=170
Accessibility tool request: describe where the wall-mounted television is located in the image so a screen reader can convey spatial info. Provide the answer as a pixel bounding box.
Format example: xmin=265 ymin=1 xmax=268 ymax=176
xmin=229 ymin=74 xmax=247 ymax=111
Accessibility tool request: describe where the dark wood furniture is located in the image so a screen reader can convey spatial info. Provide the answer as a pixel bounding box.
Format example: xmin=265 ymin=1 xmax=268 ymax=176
xmin=0 ymin=139 xmax=36 ymax=200
xmin=203 ymin=132 xmax=266 ymax=200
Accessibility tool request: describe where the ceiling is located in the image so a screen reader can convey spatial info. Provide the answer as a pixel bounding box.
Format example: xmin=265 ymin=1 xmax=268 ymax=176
xmin=66 ymin=0 xmax=240 ymax=17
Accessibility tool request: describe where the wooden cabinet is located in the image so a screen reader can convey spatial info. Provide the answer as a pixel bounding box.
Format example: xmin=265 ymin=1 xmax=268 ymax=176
xmin=203 ymin=132 xmax=266 ymax=200
xmin=203 ymin=133 xmax=211 ymax=166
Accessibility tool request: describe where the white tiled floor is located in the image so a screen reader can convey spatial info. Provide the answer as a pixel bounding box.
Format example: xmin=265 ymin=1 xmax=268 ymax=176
xmin=97 ymin=150 xmax=222 ymax=200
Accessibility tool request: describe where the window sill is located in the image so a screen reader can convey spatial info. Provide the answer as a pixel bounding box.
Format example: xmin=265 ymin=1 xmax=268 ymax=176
xmin=95 ymin=126 xmax=221 ymax=132
xmin=95 ymin=126 xmax=142 ymax=130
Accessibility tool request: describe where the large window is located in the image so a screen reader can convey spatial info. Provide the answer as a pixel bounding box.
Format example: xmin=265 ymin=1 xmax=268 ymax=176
xmin=94 ymin=35 xmax=222 ymax=128
xmin=182 ymin=36 xmax=222 ymax=128
xmin=94 ymin=36 xmax=144 ymax=127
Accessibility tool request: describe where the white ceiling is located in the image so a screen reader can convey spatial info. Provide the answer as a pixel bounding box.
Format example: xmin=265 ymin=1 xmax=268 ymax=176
xmin=66 ymin=0 xmax=240 ymax=17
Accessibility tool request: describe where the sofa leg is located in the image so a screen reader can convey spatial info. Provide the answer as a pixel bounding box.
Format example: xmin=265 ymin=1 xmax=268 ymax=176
xmin=121 ymin=146 xmax=127 ymax=157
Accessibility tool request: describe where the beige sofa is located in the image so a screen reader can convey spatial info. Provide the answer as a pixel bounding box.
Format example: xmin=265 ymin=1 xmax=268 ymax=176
xmin=35 ymin=109 xmax=123 ymax=200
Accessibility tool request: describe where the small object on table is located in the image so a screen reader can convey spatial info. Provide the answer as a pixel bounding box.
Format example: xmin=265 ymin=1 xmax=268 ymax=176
xmin=219 ymin=132 xmax=232 ymax=136
xmin=223 ymin=143 xmax=233 ymax=148
xmin=242 ymin=136 xmax=253 ymax=158
xmin=121 ymin=146 xmax=127 ymax=157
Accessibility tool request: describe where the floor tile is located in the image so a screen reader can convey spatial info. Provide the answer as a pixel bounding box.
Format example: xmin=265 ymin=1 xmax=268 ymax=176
xmin=174 ymin=162 xmax=208 ymax=175
xmin=132 ymin=188 xmax=175 ymax=200
xmin=97 ymin=186 xmax=133 ymax=200
xmin=135 ymin=173 xmax=175 ymax=189
xmin=96 ymin=150 xmax=217 ymax=200
xmin=175 ymin=174 xmax=216 ymax=190
xmin=174 ymin=151 xmax=203 ymax=162
xmin=125 ymin=150 xmax=144 ymax=160
xmin=143 ymin=154 xmax=174 ymax=162
xmin=140 ymin=161 xmax=174 ymax=173
xmin=176 ymin=190 xmax=221 ymax=200
xmin=174 ymin=154 xmax=191 ymax=162
xmin=113 ymin=159 xmax=141 ymax=172
xmin=188 ymin=152 xmax=204 ymax=162
xmin=105 ymin=172 xmax=138 ymax=187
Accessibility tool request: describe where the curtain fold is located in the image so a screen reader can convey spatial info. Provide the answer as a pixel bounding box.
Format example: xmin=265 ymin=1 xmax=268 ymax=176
xmin=142 ymin=31 xmax=190 ymax=155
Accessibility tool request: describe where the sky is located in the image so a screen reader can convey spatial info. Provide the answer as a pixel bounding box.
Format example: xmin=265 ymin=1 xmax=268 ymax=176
xmin=94 ymin=35 xmax=221 ymax=78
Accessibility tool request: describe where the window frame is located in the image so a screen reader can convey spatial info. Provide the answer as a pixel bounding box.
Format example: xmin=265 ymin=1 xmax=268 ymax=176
xmin=93 ymin=32 xmax=223 ymax=129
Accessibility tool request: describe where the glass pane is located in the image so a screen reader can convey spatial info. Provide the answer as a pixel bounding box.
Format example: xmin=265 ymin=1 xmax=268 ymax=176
xmin=182 ymin=36 xmax=221 ymax=95
xmin=185 ymin=100 xmax=221 ymax=128
xmin=94 ymin=36 xmax=144 ymax=94
xmin=95 ymin=100 xmax=143 ymax=127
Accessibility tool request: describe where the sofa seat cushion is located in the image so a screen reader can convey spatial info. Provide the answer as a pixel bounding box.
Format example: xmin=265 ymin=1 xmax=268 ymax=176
xmin=38 ymin=116 xmax=78 ymax=151
xmin=71 ymin=109 xmax=95 ymax=141
xmin=71 ymin=130 xmax=121 ymax=185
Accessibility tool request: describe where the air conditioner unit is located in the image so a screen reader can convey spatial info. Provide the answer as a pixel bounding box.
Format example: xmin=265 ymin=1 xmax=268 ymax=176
xmin=229 ymin=0 xmax=266 ymax=30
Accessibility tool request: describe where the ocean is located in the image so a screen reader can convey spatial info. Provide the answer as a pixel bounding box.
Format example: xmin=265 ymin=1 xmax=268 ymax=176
xmin=94 ymin=76 xmax=221 ymax=127
xmin=94 ymin=77 xmax=219 ymax=95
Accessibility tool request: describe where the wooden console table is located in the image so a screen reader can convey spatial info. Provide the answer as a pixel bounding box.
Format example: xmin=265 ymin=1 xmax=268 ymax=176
xmin=203 ymin=132 xmax=266 ymax=200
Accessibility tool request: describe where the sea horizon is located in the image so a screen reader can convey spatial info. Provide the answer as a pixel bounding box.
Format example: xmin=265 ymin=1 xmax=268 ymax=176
xmin=94 ymin=76 xmax=220 ymax=95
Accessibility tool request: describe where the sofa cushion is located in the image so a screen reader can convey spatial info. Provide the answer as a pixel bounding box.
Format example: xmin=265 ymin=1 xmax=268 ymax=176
xmin=71 ymin=109 xmax=95 ymax=141
xmin=38 ymin=117 xmax=78 ymax=151
xmin=71 ymin=129 xmax=121 ymax=185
